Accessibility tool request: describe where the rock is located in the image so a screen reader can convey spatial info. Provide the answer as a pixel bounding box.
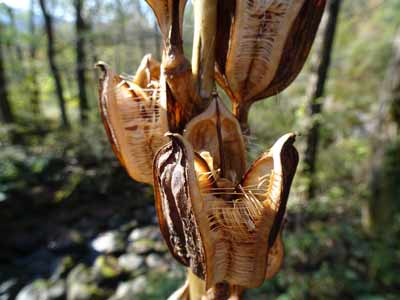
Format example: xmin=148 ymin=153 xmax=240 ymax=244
xmin=51 ymin=256 xmax=75 ymax=281
xmin=66 ymin=264 xmax=93 ymax=285
xmin=92 ymin=256 xmax=123 ymax=284
xmin=90 ymin=231 xmax=125 ymax=254
xmin=15 ymin=280 xmax=46 ymax=300
xmin=16 ymin=279 xmax=65 ymax=300
xmin=128 ymin=226 xmax=160 ymax=242
xmin=145 ymin=254 xmax=169 ymax=272
xmin=67 ymin=283 xmax=111 ymax=300
xmin=127 ymin=240 xmax=155 ymax=255
xmin=46 ymin=281 xmax=66 ymax=300
xmin=0 ymin=279 xmax=19 ymax=300
xmin=117 ymin=254 xmax=145 ymax=273
xmin=67 ymin=264 xmax=111 ymax=300
xmin=107 ymin=276 xmax=147 ymax=300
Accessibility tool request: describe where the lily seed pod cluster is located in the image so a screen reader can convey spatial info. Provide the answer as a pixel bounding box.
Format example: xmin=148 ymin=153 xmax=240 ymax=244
xmin=98 ymin=0 xmax=326 ymax=299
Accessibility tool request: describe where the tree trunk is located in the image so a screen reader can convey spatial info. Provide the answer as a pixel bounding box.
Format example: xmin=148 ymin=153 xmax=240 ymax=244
xmin=4 ymin=6 xmax=24 ymax=63
xmin=363 ymin=29 xmax=400 ymax=234
xmin=115 ymin=0 xmax=127 ymax=70
xmin=39 ymin=0 xmax=70 ymax=128
xmin=0 ymin=23 xmax=14 ymax=124
xmin=74 ymin=0 xmax=89 ymax=123
xmin=29 ymin=0 xmax=40 ymax=116
xmin=303 ymin=0 xmax=342 ymax=200
xmin=388 ymin=31 xmax=400 ymax=132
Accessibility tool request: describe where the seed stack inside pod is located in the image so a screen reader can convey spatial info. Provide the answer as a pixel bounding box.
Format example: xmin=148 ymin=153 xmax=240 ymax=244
xmin=98 ymin=0 xmax=326 ymax=297
xmin=97 ymin=55 xmax=168 ymax=184
xmin=154 ymin=113 xmax=299 ymax=288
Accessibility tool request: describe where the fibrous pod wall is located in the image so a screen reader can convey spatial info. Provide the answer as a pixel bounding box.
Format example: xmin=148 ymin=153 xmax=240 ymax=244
xmin=98 ymin=0 xmax=326 ymax=299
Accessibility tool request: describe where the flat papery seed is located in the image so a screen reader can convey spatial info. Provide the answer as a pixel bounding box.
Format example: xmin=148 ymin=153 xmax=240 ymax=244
xmin=97 ymin=61 xmax=169 ymax=185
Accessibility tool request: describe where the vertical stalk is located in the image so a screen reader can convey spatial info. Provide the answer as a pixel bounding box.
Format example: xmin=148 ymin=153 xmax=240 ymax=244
xmin=303 ymin=0 xmax=341 ymax=199
xmin=192 ymin=0 xmax=217 ymax=101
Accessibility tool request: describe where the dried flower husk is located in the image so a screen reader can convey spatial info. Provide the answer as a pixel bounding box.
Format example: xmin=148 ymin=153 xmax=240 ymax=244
xmin=153 ymin=134 xmax=207 ymax=279
xmin=145 ymin=0 xmax=187 ymax=47
xmin=146 ymin=0 xmax=203 ymax=132
xmin=184 ymin=96 xmax=247 ymax=185
xmin=97 ymin=55 xmax=168 ymax=184
xmin=153 ymin=133 xmax=298 ymax=289
xmin=215 ymin=0 xmax=326 ymax=126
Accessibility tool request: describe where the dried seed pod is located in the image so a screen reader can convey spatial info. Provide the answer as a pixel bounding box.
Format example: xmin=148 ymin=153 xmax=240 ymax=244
xmin=145 ymin=0 xmax=187 ymax=47
xmin=153 ymin=134 xmax=207 ymax=278
xmin=97 ymin=58 xmax=168 ymax=184
xmin=215 ymin=0 xmax=326 ymax=127
xmin=184 ymin=96 xmax=247 ymax=184
xmin=154 ymin=133 xmax=298 ymax=289
xmin=167 ymin=279 xmax=190 ymax=300
xmin=146 ymin=0 xmax=202 ymax=132
xmin=265 ymin=234 xmax=284 ymax=279
xmin=133 ymin=54 xmax=161 ymax=88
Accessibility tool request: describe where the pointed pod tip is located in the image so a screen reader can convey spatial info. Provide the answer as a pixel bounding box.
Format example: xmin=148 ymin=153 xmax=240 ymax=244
xmin=95 ymin=61 xmax=111 ymax=80
xmin=95 ymin=61 xmax=109 ymax=71
xmin=165 ymin=133 xmax=189 ymax=148
xmin=279 ymin=132 xmax=297 ymax=145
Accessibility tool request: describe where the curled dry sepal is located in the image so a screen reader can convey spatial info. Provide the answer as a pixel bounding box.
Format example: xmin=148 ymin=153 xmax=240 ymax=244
xmin=97 ymin=0 xmax=325 ymax=297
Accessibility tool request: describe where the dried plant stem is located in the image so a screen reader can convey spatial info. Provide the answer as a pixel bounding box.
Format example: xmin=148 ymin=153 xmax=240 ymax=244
xmin=187 ymin=270 xmax=244 ymax=300
xmin=192 ymin=0 xmax=217 ymax=102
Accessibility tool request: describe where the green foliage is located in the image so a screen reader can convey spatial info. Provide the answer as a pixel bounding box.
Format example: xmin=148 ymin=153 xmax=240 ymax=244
xmin=0 ymin=120 xmax=151 ymax=208
xmin=1 ymin=0 xmax=400 ymax=299
xmin=138 ymin=270 xmax=185 ymax=300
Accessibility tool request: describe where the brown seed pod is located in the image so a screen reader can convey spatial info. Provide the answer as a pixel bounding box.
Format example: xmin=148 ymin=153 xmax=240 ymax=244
xmin=215 ymin=0 xmax=326 ymax=128
xmin=145 ymin=0 xmax=187 ymax=47
xmin=265 ymin=234 xmax=284 ymax=280
xmin=184 ymin=95 xmax=247 ymax=185
xmin=146 ymin=0 xmax=203 ymax=132
xmin=153 ymin=134 xmax=208 ymax=279
xmin=153 ymin=133 xmax=298 ymax=289
xmin=97 ymin=57 xmax=168 ymax=184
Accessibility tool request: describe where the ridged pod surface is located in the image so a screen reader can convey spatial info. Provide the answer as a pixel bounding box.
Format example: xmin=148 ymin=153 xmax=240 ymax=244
xmin=184 ymin=96 xmax=247 ymax=185
xmin=216 ymin=0 xmax=326 ymax=109
xmin=145 ymin=0 xmax=186 ymax=46
xmin=153 ymin=132 xmax=298 ymax=288
xmin=146 ymin=0 xmax=202 ymax=132
xmin=97 ymin=55 xmax=169 ymax=184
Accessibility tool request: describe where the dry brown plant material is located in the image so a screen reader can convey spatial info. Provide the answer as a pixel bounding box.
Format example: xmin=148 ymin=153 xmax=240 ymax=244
xmin=153 ymin=132 xmax=298 ymax=288
xmin=98 ymin=0 xmax=325 ymax=298
xmin=97 ymin=56 xmax=168 ymax=184
xmin=215 ymin=0 xmax=326 ymax=131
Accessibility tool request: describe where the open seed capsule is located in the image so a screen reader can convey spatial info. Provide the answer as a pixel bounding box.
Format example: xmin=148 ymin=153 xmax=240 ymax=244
xmin=97 ymin=55 xmax=169 ymax=184
xmin=215 ymin=0 xmax=326 ymax=127
xmin=184 ymin=95 xmax=247 ymax=185
xmin=153 ymin=133 xmax=298 ymax=288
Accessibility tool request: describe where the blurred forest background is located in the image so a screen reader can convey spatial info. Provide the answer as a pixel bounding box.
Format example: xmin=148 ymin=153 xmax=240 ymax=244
xmin=0 ymin=0 xmax=399 ymax=300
